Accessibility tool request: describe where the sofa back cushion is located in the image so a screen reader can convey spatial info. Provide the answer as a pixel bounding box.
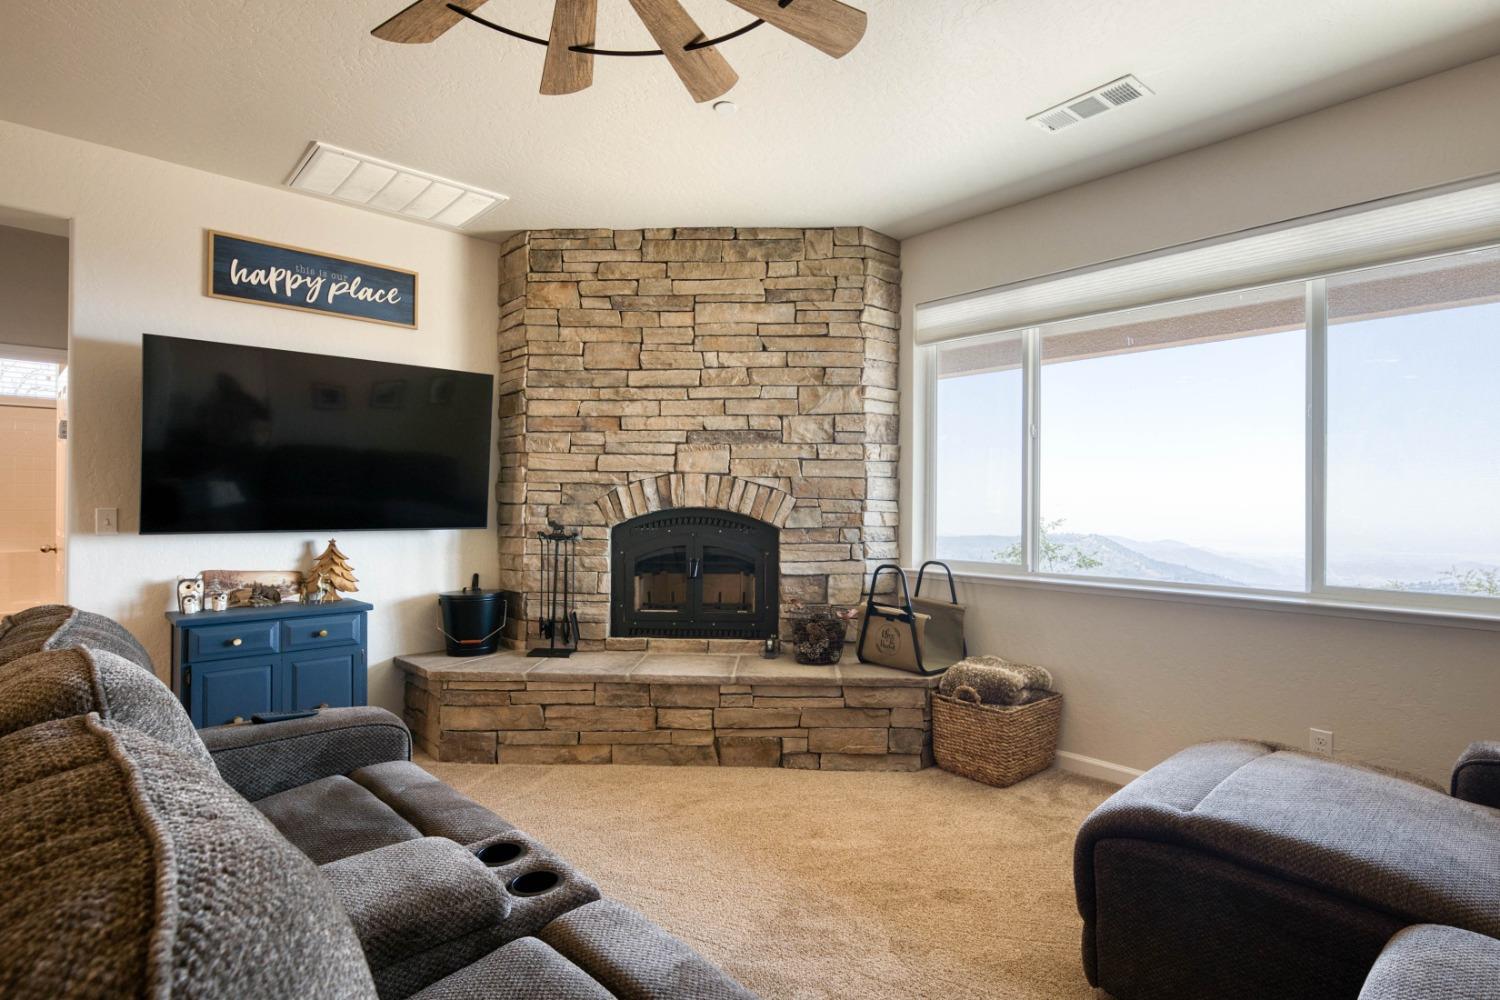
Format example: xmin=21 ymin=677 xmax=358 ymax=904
xmin=0 ymin=604 xmax=154 ymax=672
xmin=0 ymin=714 xmax=376 ymax=999
xmin=0 ymin=646 xmax=211 ymax=764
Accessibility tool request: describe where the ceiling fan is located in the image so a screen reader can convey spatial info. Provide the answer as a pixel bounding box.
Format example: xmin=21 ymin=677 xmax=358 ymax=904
xmin=371 ymin=0 xmax=868 ymax=102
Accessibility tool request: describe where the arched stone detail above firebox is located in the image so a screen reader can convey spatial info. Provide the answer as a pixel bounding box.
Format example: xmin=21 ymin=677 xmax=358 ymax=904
xmin=595 ymin=474 xmax=795 ymax=529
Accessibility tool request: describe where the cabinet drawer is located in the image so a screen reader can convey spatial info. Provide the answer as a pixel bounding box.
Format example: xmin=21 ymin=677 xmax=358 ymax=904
xmin=282 ymin=613 xmax=362 ymax=650
xmin=186 ymin=620 xmax=280 ymax=662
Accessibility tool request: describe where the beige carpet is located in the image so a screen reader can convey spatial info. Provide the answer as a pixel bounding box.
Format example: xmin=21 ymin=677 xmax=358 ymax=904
xmin=422 ymin=758 xmax=1115 ymax=1000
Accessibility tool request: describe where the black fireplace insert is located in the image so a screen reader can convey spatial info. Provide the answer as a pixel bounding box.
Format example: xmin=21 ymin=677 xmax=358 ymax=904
xmin=611 ymin=508 xmax=779 ymax=640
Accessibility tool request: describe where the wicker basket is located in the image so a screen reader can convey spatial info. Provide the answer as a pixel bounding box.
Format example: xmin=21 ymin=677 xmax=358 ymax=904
xmin=931 ymin=691 xmax=1062 ymax=787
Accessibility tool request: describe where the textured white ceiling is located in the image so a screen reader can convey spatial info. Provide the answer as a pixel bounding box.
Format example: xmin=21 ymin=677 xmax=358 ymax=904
xmin=3 ymin=1 xmax=1500 ymax=240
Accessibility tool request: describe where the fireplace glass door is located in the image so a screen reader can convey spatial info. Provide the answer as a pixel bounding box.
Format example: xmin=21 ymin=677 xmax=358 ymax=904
xmin=612 ymin=509 xmax=778 ymax=640
xmin=633 ymin=545 xmax=690 ymax=616
xmin=700 ymin=547 xmax=756 ymax=615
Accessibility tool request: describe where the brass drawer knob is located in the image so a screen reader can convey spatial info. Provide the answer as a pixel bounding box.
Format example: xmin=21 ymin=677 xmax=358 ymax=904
xmin=230 ymin=638 xmax=243 ymax=647
xmin=316 ymin=629 xmax=329 ymax=638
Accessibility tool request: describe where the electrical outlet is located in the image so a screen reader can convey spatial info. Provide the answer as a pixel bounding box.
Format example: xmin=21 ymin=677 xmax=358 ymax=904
xmin=95 ymin=507 xmax=118 ymax=534
xmin=1309 ymin=728 xmax=1334 ymax=756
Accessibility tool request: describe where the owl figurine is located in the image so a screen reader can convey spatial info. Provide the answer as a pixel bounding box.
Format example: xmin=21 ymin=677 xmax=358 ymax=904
xmin=176 ymin=575 xmax=205 ymax=615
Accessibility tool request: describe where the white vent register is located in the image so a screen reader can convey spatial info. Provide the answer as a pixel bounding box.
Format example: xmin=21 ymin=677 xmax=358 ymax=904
xmin=287 ymin=142 xmax=508 ymax=230
xmin=1028 ymin=75 xmax=1152 ymax=133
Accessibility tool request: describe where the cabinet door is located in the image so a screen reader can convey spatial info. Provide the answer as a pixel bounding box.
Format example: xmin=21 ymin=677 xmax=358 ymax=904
xmin=284 ymin=648 xmax=362 ymax=712
xmin=191 ymin=658 xmax=277 ymax=728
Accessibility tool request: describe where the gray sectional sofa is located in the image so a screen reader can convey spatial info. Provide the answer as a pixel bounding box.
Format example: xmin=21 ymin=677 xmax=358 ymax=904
xmin=1076 ymin=739 xmax=1500 ymax=1000
xmin=0 ymin=605 xmax=756 ymax=999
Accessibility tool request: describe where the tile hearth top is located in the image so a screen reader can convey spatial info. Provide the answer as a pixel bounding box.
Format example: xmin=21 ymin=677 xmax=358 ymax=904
xmin=394 ymin=649 xmax=941 ymax=688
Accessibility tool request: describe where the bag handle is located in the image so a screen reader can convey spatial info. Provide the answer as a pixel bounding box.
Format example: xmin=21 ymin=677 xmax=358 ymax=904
xmin=862 ymin=563 xmax=914 ymax=618
xmin=913 ymin=561 xmax=960 ymax=605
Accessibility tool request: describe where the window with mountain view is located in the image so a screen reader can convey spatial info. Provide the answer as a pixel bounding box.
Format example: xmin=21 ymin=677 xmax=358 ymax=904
xmin=933 ymin=331 xmax=1024 ymax=565
xmin=1325 ymin=248 xmax=1500 ymax=599
xmin=1038 ymin=286 xmax=1307 ymax=587
xmin=926 ymin=242 xmax=1500 ymax=610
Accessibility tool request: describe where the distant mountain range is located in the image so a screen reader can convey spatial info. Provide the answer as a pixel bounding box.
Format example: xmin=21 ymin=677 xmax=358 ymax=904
xmin=937 ymin=533 xmax=1497 ymax=596
xmin=936 ymin=533 xmax=1299 ymax=587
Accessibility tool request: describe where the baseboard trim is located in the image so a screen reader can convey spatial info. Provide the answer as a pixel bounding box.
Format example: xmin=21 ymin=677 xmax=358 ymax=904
xmin=1055 ymin=751 xmax=1144 ymax=787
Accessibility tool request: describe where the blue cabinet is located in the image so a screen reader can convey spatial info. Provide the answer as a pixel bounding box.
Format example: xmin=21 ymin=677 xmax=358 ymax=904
xmin=168 ymin=600 xmax=371 ymax=728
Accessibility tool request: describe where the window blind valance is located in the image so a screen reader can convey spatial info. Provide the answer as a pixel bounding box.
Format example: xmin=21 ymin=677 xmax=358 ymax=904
xmin=913 ymin=174 xmax=1500 ymax=345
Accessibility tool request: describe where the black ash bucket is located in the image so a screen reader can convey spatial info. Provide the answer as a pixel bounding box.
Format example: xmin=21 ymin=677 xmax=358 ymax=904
xmin=438 ymin=574 xmax=508 ymax=657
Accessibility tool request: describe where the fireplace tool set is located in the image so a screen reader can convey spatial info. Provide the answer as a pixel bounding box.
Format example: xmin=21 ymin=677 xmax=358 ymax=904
xmin=530 ymin=519 xmax=581 ymax=658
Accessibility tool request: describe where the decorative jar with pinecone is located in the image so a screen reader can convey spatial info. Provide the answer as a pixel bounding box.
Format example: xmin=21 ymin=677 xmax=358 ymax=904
xmin=787 ymin=603 xmax=857 ymax=666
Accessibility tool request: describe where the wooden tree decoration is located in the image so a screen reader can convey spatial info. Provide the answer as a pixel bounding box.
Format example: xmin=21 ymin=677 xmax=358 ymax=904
xmin=310 ymin=539 xmax=359 ymax=602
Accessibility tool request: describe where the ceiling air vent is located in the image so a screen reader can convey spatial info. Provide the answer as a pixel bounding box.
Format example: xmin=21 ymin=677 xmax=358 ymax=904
xmin=1028 ymin=75 xmax=1153 ymax=134
xmin=286 ymin=142 xmax=508 ymax=230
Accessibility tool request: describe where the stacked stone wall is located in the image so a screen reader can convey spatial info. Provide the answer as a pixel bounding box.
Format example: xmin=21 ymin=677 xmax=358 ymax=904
xmin=495 ymin=227 xmax=901 ymax=647
xmin=407 ymin=672 xmax=932 ymax=770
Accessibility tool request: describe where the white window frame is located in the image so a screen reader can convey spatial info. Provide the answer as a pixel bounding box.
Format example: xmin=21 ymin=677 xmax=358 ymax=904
xmin=919 ymin=242 xmax=1500 ymax=626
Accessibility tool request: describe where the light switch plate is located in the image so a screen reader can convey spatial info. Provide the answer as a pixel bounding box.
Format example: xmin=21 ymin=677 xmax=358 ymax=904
xmin=95 ymin=507 xmax=118 ymax=534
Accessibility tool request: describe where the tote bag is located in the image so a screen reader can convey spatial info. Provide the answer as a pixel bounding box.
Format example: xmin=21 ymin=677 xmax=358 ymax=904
xmin=855 ymin=563 xmax=965 ymax=675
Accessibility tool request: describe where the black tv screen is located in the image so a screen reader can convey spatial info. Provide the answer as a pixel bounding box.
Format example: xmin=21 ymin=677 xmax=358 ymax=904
xmin=141 ymin=335 xmax=493 ymax=533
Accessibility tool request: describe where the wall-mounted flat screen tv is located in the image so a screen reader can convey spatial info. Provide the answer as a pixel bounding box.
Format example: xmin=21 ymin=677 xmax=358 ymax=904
xmin=141 ymin=335 xmax=493 ymax=533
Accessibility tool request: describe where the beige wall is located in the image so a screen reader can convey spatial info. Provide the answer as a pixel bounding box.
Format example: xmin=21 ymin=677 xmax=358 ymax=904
xmin=0 ymin=223 xmax=68 ymax=350
xmin=0 ymin=120 xmax=500 ymax=714
xmin=899 ymin=55 xmax=1500 ymax=785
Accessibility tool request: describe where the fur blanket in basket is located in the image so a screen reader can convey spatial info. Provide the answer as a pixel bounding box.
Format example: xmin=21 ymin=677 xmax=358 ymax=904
xmin=939 ymin=655 xmax=1054 ymax=706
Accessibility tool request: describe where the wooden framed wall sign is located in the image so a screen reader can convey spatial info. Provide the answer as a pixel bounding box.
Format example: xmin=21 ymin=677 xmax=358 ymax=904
xmin=206 ymin=231 xmax=418 ymax=328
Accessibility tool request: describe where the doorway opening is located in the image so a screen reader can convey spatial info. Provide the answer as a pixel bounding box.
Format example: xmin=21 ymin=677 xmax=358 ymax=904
xmin=0 ymin=208 xmax=69 ymax=615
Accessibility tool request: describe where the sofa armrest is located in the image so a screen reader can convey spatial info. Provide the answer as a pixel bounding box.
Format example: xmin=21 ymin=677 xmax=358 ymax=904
xmin=322 ymin=837 xmax=511 ymax=996
xmin=1358 ymin=924 xmax=1500 ymax=1000
xmin=201 ymin=706 xmax=411 ymax=801
xmin=1451 ymin=741 xmax=1500 ymax=809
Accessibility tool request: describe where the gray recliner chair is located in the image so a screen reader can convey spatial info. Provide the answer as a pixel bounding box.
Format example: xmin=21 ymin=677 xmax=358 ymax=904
xmin=1075 ymin=739 xmax=1500 ymax=1000
xmin=0 ymin=605 xmax=756 ymax=999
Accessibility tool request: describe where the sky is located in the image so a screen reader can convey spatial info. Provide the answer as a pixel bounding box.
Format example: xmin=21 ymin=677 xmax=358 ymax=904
xmin=934 ymin=297 xmax=1500 ymax=583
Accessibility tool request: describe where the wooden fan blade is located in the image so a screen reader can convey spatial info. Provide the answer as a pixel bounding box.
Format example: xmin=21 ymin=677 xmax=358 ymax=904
xmin=723 ymin=0 xmax=867 ymax=58
xmin=542 ymin=0 xmax=598 ymax=95
xmin=372 ymin=0 xmax=488 ymax=44
xmin=627 ymin=0 xmax=739 ymax=103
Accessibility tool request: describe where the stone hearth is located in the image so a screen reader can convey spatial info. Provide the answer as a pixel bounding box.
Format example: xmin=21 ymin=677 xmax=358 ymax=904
xmin=494 ymin=227 xmax=900 ymax=650
xmin=397 ymin=650 xmax=935 ymax=770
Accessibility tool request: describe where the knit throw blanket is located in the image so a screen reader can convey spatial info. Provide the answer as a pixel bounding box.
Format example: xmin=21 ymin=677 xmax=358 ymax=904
xmin=938 ymin=655 xmax=1054 ymax=706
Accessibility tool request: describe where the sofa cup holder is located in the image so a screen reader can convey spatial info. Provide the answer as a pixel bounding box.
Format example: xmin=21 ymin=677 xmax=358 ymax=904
xmin=506 ymin=869 xmax=562 ymax=897
xmin=476 ymin=841 xmax=526 ymax=868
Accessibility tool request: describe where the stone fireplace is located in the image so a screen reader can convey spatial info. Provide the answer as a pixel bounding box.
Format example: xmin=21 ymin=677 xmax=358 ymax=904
xmin=494 ymin=227 xmax=900 ymax=650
